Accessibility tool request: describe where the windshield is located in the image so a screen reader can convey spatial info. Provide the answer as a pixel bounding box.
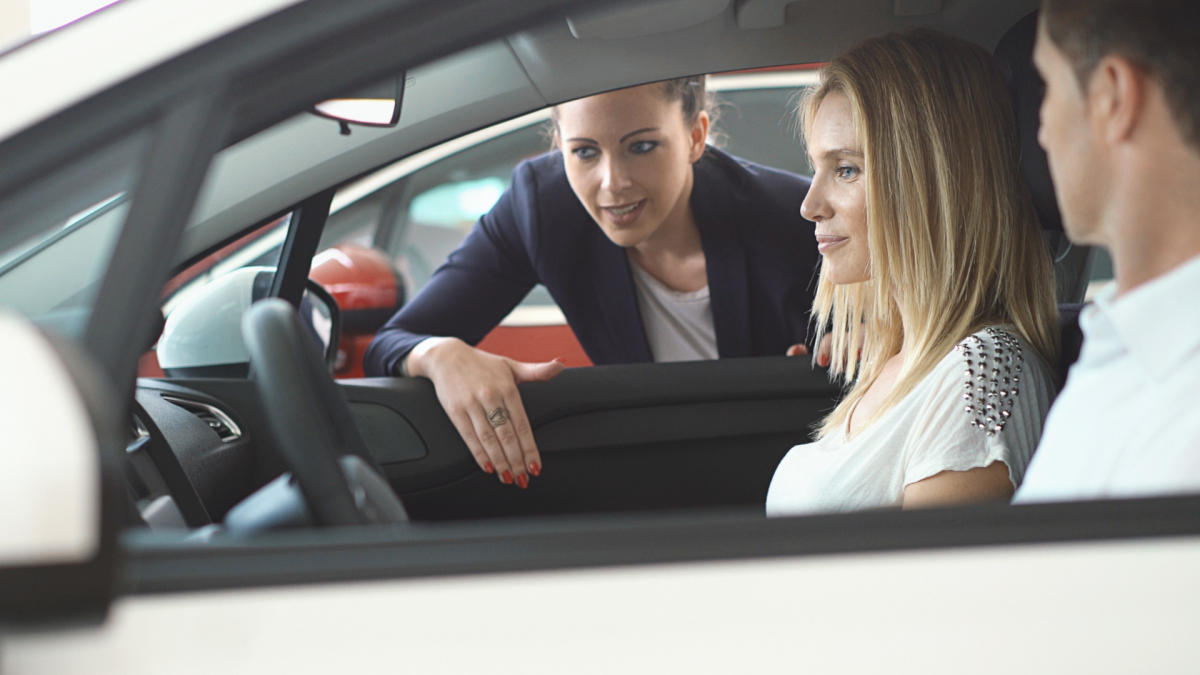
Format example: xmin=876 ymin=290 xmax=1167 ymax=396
xmin=0 ymin=131 xmax=145 ymax=338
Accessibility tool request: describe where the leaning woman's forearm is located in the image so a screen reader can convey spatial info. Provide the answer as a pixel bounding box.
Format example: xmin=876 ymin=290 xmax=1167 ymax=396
xmin=403 ymin=336 xmax=465 ymax=378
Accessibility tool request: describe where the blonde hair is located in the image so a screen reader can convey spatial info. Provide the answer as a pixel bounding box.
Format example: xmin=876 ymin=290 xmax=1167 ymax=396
xmin=801 ymin=28 xmax=1058 ymax=438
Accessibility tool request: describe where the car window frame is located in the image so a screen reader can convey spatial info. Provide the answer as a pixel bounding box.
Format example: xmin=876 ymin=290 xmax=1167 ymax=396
xmin=115 ymin=3 xmax=1200 ymax=584
xmin=127 ymin=494 xmax=1200 ymax=594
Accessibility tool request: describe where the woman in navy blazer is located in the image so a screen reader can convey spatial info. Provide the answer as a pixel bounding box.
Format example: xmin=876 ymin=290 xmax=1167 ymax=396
xmin=364 ymin=77 xmax=819 ymax=488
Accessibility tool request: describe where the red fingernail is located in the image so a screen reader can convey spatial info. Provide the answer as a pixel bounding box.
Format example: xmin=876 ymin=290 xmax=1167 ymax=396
xmin=529 ymin=461 xmax=541 ymax=477
xmin=501 ymin=470 xmax=513 ymax=484
xmin=819 ymin=355 xmax=830 ymax=367
xmin=516 ymin=474 xmax=529 ymax=489
xmin=483 ymin=462 xmax=495 ymax=474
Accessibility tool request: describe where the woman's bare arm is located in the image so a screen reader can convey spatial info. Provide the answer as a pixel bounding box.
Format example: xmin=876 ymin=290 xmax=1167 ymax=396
xmin=901 ymin=461 xmax=1014 ymax=509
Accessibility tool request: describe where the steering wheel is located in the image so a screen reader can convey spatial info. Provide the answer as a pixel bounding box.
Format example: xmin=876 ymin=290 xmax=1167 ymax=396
xmin=241 ymin=298 xmax=406 ymax=526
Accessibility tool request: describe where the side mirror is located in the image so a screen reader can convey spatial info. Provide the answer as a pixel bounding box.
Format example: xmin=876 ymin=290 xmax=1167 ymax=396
xmin=311 ymin=74 xmax=406 ymax=131
xmin=0 ymin=313 xmax=123 ymax=626
xmin=301 ymin=277 xmax=342 ymax=373
xmin=309 ymin=244 xmax=405 ymax=377
xmin=157 ymin=267 xmax=341 ymax=377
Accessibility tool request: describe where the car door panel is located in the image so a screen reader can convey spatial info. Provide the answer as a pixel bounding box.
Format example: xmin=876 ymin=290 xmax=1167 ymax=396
xmin=344 ymin=356 xmax=839 ymax=519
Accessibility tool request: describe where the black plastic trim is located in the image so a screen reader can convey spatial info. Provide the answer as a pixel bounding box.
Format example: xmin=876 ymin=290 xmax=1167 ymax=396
xmin=342 ymin=356 xmax=840 ymax=498
xmin=270 ymin=190 xmax=334 ymax=306
xmin=304 ymin=276 xmax=343 ymax=371
xmin=86 ymin=89 xmax=232 ymax=399
xmin=126 ymin=494 xmax=1200 ymax=595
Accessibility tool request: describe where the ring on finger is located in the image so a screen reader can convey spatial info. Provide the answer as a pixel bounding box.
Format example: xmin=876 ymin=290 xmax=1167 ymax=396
xmin=486 ymin=406 xmax=510 ymax=428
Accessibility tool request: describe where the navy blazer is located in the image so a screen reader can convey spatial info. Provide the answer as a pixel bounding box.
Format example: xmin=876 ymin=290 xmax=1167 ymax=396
xmin=363 ymin=147 xmax=818 ymax=376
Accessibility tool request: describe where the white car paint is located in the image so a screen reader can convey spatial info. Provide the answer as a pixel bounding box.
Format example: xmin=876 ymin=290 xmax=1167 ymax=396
xmin=0 ymin=0 xmax=303 ymax=144
xmin=157 ymin=267 xmax=269 ymax=371
xmin=0 ymin=313 xmax=98 ymax=565
xmin=6 ymin=536 xmax=1200 ymax=673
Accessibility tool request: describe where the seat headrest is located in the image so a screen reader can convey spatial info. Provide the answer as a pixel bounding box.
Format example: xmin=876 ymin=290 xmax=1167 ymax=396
xmin=993 ymin=11 xmax=1063 ymax=233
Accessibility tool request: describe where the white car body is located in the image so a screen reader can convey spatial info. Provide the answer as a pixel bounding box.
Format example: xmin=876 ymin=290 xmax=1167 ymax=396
xmin=8 ymin=539 xmax=1200 ymax=674
xmin=0 ymin=0 xmax=304 ymax=143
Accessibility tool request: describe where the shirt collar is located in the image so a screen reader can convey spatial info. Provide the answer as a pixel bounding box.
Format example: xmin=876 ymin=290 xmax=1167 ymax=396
xmin=1084 ymin=253 xmax=1200 ymax=378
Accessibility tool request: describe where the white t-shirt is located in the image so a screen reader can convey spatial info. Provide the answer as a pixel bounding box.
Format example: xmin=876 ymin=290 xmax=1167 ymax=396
xmin=630 ymin=262 xmax=718 ymax=362
xmin=766 ymin=327 xmax=1057 ymax=516
xmin=1016 ymin=253 xmax=1200 ymax=503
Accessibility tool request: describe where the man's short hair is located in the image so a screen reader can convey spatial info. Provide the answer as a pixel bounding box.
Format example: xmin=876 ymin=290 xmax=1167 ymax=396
xmin=1042 ymin=0 xmax=1200 ymax=149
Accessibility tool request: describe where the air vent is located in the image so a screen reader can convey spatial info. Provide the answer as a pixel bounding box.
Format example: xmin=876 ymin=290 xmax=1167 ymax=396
xmin=127 ymin=413 xmax=150 ymax=451
xmin=162 ymin=395 xmax=242 ymax=442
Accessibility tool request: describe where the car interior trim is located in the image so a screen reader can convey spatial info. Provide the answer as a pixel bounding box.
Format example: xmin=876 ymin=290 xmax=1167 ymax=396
xmin=125 ymin=494 xmax=1200 ymax=595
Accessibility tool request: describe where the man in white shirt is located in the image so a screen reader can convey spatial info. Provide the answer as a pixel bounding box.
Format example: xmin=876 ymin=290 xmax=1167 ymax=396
xmin=1015 ymin=0 xmax=1200 ymax=502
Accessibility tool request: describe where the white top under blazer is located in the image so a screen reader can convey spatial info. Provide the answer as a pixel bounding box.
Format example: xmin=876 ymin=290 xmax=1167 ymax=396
xmin=766 ymin=327 xmax=1057 ymax=516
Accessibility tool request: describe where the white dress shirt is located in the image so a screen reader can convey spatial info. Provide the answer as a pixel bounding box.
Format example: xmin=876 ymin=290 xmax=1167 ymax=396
xmin=1016 ymin=253 xmax=1200 ymax=503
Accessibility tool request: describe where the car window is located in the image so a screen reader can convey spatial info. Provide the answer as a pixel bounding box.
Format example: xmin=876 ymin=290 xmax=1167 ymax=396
xmin=713 ymin=81 xmax=814 ymax=176
xmin=401 ymin=124 xmax=551 ymax=301
xmin=160 ymin=215 xmax=290 ymax=318
xmin=135 ymin=74 xmax=820 ymax=379
xmin=322 ymin=75 xmax=816 ymax=317
xmin=0 ymin=131 xmax=148 ymax=339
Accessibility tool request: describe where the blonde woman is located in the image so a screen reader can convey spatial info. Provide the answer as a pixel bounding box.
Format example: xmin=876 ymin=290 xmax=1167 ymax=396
xmin=766 ymin=29 xmax=1059 ymax=515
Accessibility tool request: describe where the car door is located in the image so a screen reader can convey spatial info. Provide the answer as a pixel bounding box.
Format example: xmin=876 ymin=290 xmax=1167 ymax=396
xmin=336 ymin=356 xmax=839 ymax=520
xmin=159 ymin=200 xmax=840 ymax=520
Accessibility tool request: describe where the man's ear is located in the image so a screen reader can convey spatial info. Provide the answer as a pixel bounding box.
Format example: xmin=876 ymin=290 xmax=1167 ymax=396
xmin=1089 ymin=54 xmax=1146 ymax=145
xmin=689 ymin=110 xmax=710 ymax=163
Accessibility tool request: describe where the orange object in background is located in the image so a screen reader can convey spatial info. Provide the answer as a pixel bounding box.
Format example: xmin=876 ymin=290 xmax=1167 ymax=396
xmin=313 ymin=244 xmax=593 ymax=375
xmin=138 ymin=351 xmax=165 ymax=378
xmin=311 ymin=244 xmax=402 ymax=314
xmin=477 ymin=324 xmax=592 ymax=368
xmin=311 ymin=244 xmax=406 ymax=378
xmin=142 ymin=242 xmax=592 ymax=379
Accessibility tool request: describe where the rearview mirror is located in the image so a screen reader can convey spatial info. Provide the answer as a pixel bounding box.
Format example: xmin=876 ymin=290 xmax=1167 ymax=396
xmin=311 ymin=74 xmax=406 ymax=129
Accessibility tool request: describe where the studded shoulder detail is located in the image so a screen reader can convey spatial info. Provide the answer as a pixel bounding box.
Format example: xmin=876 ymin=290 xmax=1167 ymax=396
xmin=955 ymin=327 xmax=1024 ymax=437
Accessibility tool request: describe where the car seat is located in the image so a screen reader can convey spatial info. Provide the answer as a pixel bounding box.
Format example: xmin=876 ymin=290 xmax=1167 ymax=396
xmin=993 ymin=11 xmax=1088 ymax=382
